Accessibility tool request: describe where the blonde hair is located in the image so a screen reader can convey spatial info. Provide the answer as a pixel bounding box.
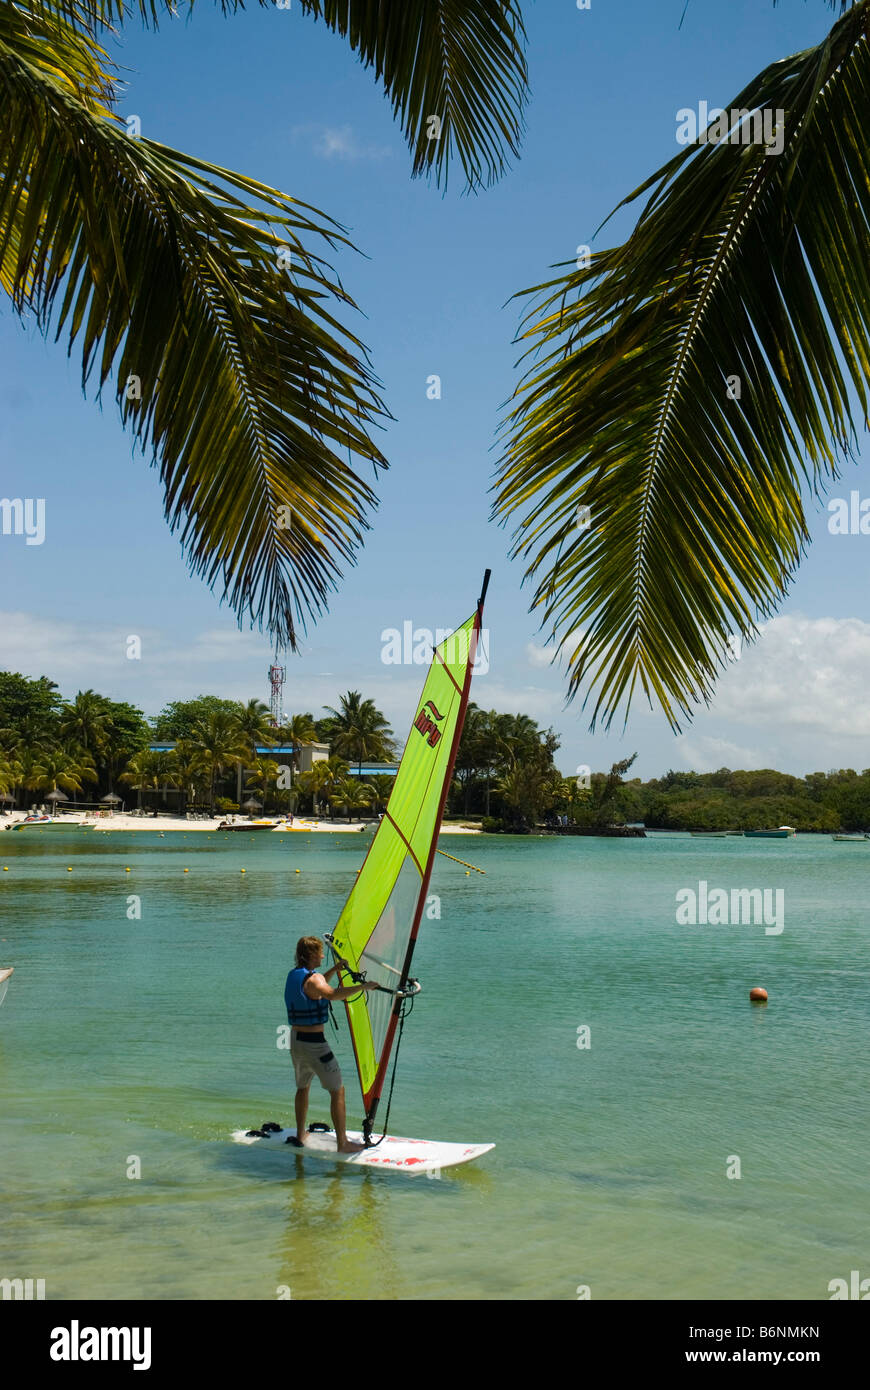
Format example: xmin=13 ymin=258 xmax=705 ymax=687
xmin=296 ymin=935 xmax=323 ymax=968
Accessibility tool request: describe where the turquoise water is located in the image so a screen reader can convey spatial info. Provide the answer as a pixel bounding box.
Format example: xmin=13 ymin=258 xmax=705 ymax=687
xmin=1 ymin=828 xmax=867 ymax=1301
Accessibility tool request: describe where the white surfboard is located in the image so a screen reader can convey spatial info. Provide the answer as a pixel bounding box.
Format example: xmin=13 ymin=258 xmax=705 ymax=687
xmin=232 ymin=1124 xmax=493 ymax=1174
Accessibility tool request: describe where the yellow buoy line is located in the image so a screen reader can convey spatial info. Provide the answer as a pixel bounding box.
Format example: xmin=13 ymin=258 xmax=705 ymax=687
xmin=435 ymin=848 xmax=485 ymax=873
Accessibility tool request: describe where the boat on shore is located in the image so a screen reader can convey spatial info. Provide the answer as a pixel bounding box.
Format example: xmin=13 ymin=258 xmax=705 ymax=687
xmin=216 ymin=819 xmax=277 ymax=831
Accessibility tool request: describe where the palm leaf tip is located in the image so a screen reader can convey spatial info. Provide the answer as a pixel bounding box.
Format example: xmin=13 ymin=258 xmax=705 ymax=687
xmin=300 ymin=0 xmax=529 ymax=190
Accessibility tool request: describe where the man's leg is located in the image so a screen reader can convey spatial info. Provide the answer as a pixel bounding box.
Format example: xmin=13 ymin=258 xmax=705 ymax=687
xmin=295 ymin=1085 xmax=310 ymax=1143
xmin=330 ymin=1086 xmax=363 ymax=1154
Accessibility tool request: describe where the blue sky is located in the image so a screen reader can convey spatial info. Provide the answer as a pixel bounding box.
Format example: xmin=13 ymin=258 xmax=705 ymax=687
xmin=2 ymin=0 xmax=868 ymax=779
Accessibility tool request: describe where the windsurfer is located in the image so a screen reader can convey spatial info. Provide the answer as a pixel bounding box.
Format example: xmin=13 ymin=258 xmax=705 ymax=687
xmin=285 ymin=936 xmax=375 ymax=1154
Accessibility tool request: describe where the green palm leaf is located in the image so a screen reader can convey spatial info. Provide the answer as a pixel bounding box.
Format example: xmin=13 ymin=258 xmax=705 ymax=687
xmin=1 ymin=0 xmax=390 ymax=646
xmin=494 ymin=1 xmax=870 ymax=731
xmin=299 ymin=0 xmax=528 ymax=188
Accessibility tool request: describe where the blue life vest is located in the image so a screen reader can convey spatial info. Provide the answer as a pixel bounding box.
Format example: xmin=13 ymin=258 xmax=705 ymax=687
xmin=285 ymin=966 xmax=328 ymax=1026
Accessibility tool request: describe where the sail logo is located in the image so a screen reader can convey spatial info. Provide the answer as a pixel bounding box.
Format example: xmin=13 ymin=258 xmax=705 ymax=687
xmin=414 ymin=700 xmax=444 ymax=748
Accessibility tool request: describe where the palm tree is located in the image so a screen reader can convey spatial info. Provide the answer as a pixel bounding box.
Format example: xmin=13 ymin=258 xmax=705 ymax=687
xmin=187 ymin=714 xmax=249 ymax=813
xmin=172 ymin=742 xmax=210 ymax=813
xmin=26 ymin=749 xmax=98 ymax=801
xmin=59 ymin=691 xmax=110 ymax=759
xmin=328 ymin=777 xmax=374 ymax=824
xmin=281 ymin=713 xmax=319 ymax=784
xmin=243 ymin=755 xmax=281 ymax=812
xmin=2 ymin=2 xmax=528 ymax=648
xmin=233 ymin=699 xmax=275 ymax=803
xmin=296 ymin=757 xmax=349 ymax=817
xmin=119 ymin=750 xmax=176 ymax=813
xmin=0 ymin=753 xmax=23 ymax=802
xmin=367 ymin=774 xmax=397 ymax=815
xmin=323 ymin=692 xmax=395 ymax=774
xmin=494 ymin=0 xmax=870 ymax=731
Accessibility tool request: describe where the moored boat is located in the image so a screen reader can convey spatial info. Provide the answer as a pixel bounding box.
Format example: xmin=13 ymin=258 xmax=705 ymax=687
xmin=0 ymin=966 xmax=13 ymax=1007
xmin=217 ymin=819 xmax=277 ymax=831
xmin=744 ymin=829 xmax=791 ymax=838
xmin=832 ymin=834 xmax=866 ymax=842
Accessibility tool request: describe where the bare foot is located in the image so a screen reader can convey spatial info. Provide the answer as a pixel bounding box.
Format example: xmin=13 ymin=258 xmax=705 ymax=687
xmin=338 ymin=1140 xmax=364 ymax=1154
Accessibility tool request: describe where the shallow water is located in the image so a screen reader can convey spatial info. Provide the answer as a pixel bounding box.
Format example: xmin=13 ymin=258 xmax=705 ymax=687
xmin=0 ymin=828 xmax=867 ymax=1300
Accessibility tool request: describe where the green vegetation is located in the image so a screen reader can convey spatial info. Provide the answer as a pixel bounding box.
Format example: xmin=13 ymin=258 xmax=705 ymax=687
xmin=3 ymin=670 xmax=868 ymax=829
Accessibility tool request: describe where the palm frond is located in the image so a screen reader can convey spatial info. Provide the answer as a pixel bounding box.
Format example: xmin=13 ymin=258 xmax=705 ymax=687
xmin=1 ymin=2 xmax=390 ymax=646
xmin=494 ymin=1 xmax=870 ymax=731
xmin=26 ymin=0 xmax=529 ymax=190
xmin=299 ymin=0 xmax=528 ymax=189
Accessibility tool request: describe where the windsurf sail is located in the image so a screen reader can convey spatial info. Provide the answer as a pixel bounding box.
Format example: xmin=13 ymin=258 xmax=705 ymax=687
xmin=326 ymin=572 xmax=490 ymax=1143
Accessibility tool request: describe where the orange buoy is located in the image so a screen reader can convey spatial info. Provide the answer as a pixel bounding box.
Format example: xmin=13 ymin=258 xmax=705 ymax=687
xmin=749 ymin=987 xmax=768 ymax=1002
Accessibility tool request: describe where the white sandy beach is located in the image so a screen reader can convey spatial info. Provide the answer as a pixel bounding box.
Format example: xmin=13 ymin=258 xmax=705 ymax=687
xmin=1 ymin=809 xmax=481 ymax=834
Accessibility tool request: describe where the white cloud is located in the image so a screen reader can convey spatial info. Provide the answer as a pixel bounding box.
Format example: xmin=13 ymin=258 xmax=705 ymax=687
xmin=525 ymin=642 xmax=554 ymax=669
xmin=291 ymin=124 xmax=392 ymax=162
xmin=714 ymin=614 xmax=870 ymax=738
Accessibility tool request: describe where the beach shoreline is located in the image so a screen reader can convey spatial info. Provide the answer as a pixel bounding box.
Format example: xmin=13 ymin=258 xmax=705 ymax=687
xmin=1 ymin=810 xmax=482 ymax=835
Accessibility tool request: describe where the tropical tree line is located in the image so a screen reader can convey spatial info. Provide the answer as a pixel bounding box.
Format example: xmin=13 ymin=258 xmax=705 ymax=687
xmin=6 ymin=669 xmax=867 ymax=828
xmin=0 ymin=673 xmax=397 ymax=816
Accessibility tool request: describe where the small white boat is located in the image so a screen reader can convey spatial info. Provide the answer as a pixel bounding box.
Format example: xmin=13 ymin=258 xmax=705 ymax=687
xmin=0 ymin=966 xmax=13 ymax=1007
xmin=832 ymin=834 xmax=866 ymax=842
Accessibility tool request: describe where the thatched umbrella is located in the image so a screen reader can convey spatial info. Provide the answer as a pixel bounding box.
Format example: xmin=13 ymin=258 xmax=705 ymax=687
xmin=101 ymin=793 xmax=122 ymax=815
xmin=45 ymin=790 xmax=69 ymax=810
xmin=0 ymin=792 xmax=15 ymax=804
xmin=242 ymin=797 xmax=262 ymax=818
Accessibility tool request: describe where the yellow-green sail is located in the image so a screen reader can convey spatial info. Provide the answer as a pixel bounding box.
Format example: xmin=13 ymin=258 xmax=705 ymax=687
xmin=327 ymin=580 xmax=488 ymax=1137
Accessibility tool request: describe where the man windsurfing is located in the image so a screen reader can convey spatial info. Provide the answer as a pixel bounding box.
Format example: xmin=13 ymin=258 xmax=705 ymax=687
xmin=284 ymin=935 xmax=375 ymax=1153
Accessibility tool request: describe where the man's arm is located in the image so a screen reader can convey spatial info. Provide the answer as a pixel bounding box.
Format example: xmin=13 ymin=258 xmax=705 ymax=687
xmin=304 ymin=971 xmax=374 ymax=1003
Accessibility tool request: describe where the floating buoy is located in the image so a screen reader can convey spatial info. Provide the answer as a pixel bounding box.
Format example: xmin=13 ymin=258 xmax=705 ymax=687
xmin=184 ymin=868 xmax=189 ymax=873
xmin=2 ymin=867 xmax=7 ymax=872
xmin=240 ymin=868 xmax=246 ymax=874
xmin=67 ymin=866 xmax=73 ymax=871
xmin=466 ymin=870 xmax=470 ymax=876
xmin=125 ymin=867 xmax=131 ymax=873
xmin=749 ymin=987 xmax=768 ymax=1002
xmin=295 ymin=869 xmax=301 ymax=874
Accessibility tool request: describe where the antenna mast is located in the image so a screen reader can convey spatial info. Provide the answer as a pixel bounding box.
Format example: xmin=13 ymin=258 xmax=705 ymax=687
xmin=268 ymin=657 xmax=286 ymax=729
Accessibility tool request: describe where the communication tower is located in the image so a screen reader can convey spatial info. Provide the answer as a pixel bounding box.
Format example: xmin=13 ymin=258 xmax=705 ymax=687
xmin=268 ymin=659 xmax=286 ymax=729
